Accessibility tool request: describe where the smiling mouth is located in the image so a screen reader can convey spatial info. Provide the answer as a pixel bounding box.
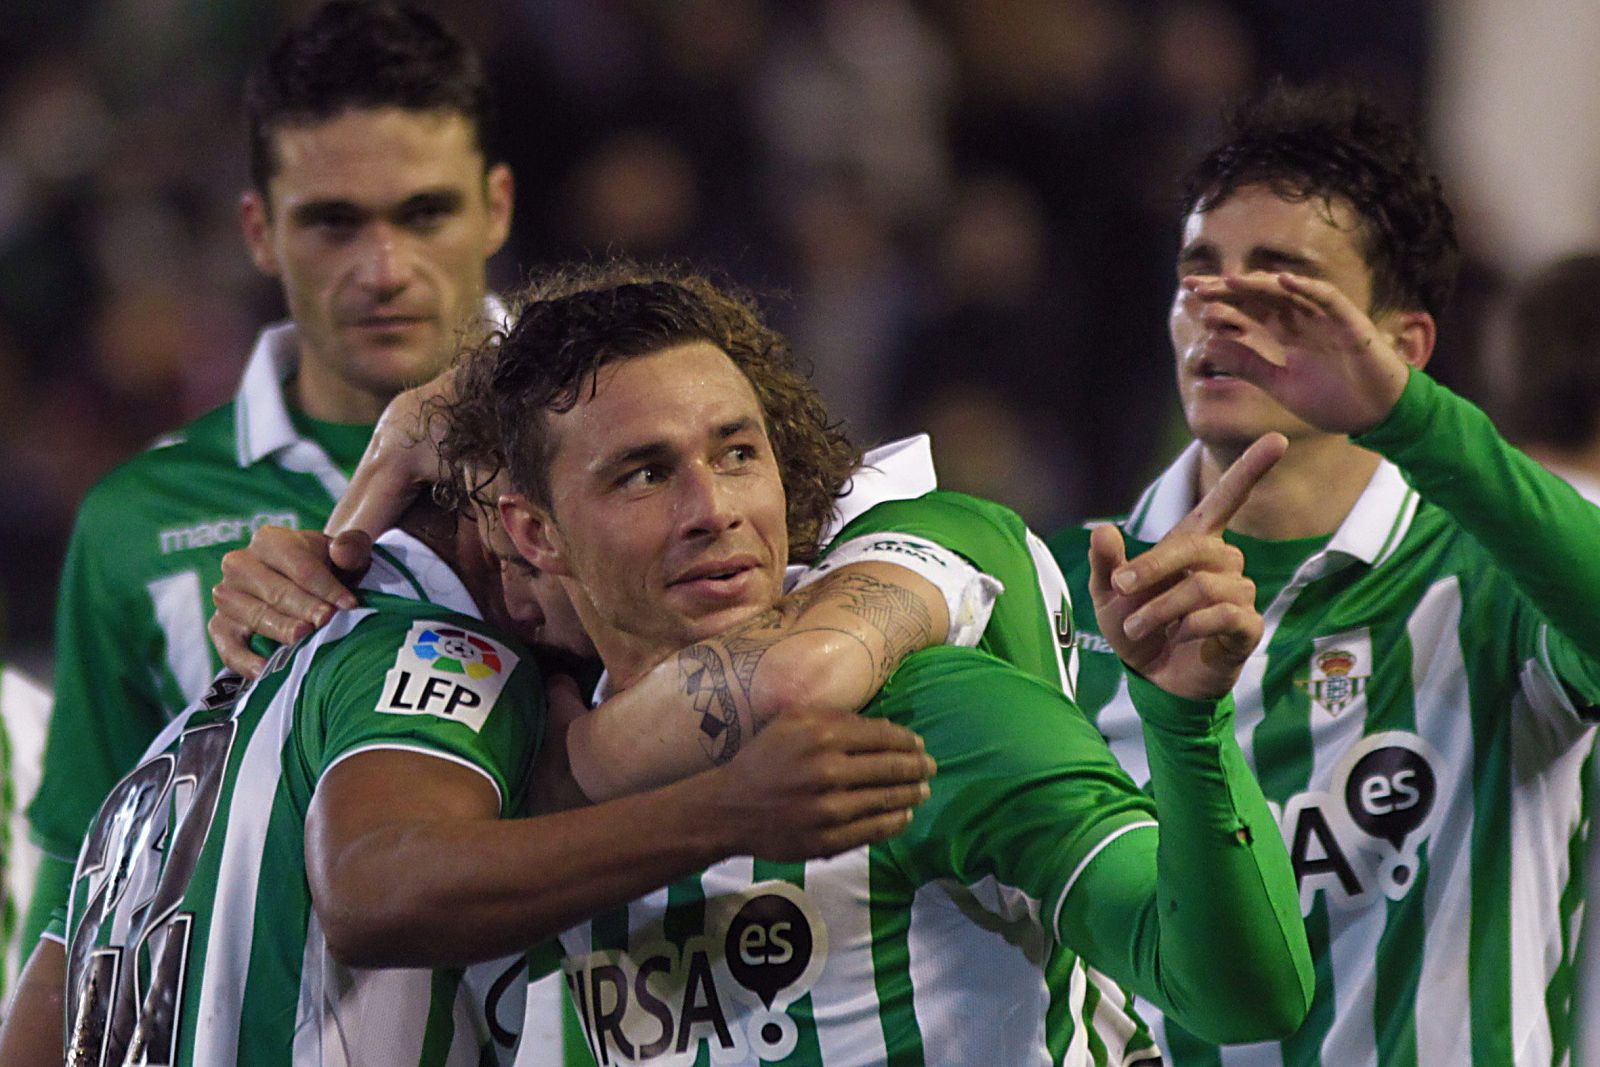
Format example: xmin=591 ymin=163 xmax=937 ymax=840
xmin=671 ymin=565 xmax=752 ymax=586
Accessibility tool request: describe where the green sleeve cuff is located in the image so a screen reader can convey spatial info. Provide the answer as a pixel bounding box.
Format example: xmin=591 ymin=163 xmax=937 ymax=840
xmin=1352 ymin=365 xmax=1433 ymax=453
xmin=1124 ymin=671 xmax=1232 ymax=741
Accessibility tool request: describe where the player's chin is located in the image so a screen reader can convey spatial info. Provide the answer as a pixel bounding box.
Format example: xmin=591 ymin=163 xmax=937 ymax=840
xmin=671 ymin=598 xmax=771 ymax=646
xmin=355 ymin=343 xmax=453 ymax=391
xmin=1187 ymin=391 xmax=1286 ymax=442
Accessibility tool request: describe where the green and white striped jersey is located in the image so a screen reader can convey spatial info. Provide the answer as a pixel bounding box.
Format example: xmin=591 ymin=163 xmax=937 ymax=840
xmin=555 ymin=646 xmax=1163 ymax=1066
xmin=811 ymin=490 xmax=1153 ymax=1065
xmin=61 ymin=530 xmax=541 ymax=1067
xmin=31 ymin=324 xmax=368 ymax=869
xmin=1050 ymin=372 xmax=1600 ymax=1066
xmin=1 ymin=664 xmax=49 ymax=997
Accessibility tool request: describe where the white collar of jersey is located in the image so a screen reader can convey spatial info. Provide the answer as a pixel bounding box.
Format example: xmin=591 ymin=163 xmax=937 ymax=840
xmin=1125 ymin=439 xmax=1419 ymax=568
xmin=233 ymin=320 xmax=306 ymax=470
xmin=232 ymin=295 xmax=510 ymax=474
xmin=821 ymin=434 xmax=938 ymax=546
xmin=781 ymin=433 xmax=938 ymax=592
xmin=359 ymin=528 xmax=484 ymax=619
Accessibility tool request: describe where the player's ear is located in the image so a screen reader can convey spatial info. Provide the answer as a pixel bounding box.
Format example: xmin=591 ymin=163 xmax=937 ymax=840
xmin=239 ymin=190 xmax=280 ymax=277
xmin=499 ymin=492 xmax=571 ymax=577
xmin=483 ymin=162 xmax=513 ymax=258
xmin=1387 ymin=309 xmax=1435 ymax=372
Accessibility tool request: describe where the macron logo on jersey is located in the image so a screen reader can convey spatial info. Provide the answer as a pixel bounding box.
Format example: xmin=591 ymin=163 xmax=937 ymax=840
xmin=157 ymin=511 xmax=300 ymax=555
xmin=376 ymin=622 xmax=517 ymax=733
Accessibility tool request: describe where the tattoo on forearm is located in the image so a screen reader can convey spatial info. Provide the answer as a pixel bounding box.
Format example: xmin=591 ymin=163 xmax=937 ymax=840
xmin=675 ymin=568 xmax=938 ymax=765
xmin=678 ymin=644 xmax=744 ymax=765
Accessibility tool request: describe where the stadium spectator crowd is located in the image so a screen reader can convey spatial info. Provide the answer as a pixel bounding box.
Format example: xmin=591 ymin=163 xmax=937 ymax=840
xmin=0 ymin=0 xmax=1443 ymax=657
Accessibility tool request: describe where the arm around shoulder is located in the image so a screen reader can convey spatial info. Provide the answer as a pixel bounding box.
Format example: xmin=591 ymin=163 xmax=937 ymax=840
xmin=568 ymin=559 xmax=949 ymax=800
xmin=307 ymin=710 xmax=935 ymax=968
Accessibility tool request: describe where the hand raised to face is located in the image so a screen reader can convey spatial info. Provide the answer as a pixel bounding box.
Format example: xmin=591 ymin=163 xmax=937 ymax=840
xmin=1182 ymin=271 xmax=1428 ymax=436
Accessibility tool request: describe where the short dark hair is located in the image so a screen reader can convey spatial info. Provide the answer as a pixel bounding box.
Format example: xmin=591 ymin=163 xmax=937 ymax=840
xmin=1503 ymin=253 xmax=1600 ymax=450
xmin=244 ymin=0 xmax=495 ymax=194
xmin=1180 ymin=82 xmax=1459 ymax=319
xmin=439 ymin=262 xmax=862 ymax=564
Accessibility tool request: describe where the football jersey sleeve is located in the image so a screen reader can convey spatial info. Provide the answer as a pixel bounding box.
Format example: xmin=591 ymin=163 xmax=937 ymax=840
xmin=872 ymin=649 xmax=1158 ymax=931
xmin=822 ymin=492 xmax=1074 ymax=693
xmin=301 ymin=613 xmax=543 ymax=816
xmin=29 ymin=492 xmax=170 ymax=862
xmin=875 ymin=649 xmax=1312 ymax=1044
xmin=1356 ymin=370 xmax=1600 ymax=717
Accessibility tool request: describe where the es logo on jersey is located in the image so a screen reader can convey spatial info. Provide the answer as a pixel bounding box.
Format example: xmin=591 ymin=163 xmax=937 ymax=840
xmin=564 ymin=880 xmax=828 ymax=1063
xmin=376 ymin=622 xmax=517 ymax=732
xmin=1275 ymin=730 xmax=1443 ymax=915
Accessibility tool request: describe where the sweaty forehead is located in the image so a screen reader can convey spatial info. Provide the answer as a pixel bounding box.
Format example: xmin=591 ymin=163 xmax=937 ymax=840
xmin=551 ymin=342 xmax=768 ymax=467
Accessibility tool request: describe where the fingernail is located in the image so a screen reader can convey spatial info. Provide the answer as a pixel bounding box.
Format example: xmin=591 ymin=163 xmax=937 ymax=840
xmin=919 ymin=782 xmax=932 ymax=800
xmin=1113 ymin=570 xmax=1138 ymax=593
xmin=1125 ymin=614 xmax=1146 ymax=639
xmin=336 ymin=593 xmax=358 ymax=610
xmin=312 ymin=605 xmax=333 ymax=626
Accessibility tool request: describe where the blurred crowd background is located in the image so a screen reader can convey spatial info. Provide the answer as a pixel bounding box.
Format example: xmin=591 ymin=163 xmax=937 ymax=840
xmin=0 ymin=0 xmax=1596 ymax=665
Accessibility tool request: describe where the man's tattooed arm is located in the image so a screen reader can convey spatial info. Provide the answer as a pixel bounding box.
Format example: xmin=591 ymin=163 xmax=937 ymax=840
xmin=567 ymin=560 xmax=949 ymax=799
xmin=676 ymin=572 xmax=936 ymax=765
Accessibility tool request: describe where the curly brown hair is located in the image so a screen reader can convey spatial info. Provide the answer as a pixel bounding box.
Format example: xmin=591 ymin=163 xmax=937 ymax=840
xmin=437 ymin=261 xmax=862 ymax=563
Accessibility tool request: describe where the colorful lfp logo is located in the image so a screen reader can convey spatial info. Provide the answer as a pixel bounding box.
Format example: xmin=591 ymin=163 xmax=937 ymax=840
xmin=414 ymin=628 xmax=503 ymax=680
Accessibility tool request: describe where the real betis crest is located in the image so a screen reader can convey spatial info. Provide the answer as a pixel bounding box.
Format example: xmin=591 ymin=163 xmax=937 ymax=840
xmin=1297 ymin=629 xmax=1372 ymax=718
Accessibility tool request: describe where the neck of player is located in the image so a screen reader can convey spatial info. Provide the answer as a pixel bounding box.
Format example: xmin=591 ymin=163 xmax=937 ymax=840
xmin=1198 ymin=433 xmax=1381 ymax=541
xmin=292 ymin=353 xmax=393 ymax=425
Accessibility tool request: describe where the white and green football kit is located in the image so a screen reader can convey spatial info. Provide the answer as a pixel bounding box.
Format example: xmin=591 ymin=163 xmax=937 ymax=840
xmin=1050 ymin=370 xmax=1600 ymax=1066
xmin=541 ymin=487 xmax=1176 ymax=1067
xmin=1538 ymin=463 xmax=1600 ymax=1067
xmin=1 ymin=663 xmax=50 ymax=998
xmin=53 ymin=530 xmax=541 ymax=1066
xmin=806 ymin=490 xmax=1155 ymax=1065
xmin=26 ymin=323 xmax=373 ymax=948
xmin=554 ymin=647 xmax=1310 ymax=1066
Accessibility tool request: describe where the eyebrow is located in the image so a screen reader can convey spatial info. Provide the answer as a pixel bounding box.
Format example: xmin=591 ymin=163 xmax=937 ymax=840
xmin=598 ymin=441 xmax=675 ymax=477
xmin=286 ymin=187 xmax=466 ymax=227
xmin=715 ymin=416 xmax=761 ymax=440
xmin=1246 ymin=247 xmax=1323 ymax=276
xmin=594 ymin=417 xmax=764 ymax=478
xmin=289 ymin=199 xmax=365 ymax=227
xmin=394 ymin=189 xmax=466 ymax=216
xmin=1176 ymin=240 xmax=1323 ymax=277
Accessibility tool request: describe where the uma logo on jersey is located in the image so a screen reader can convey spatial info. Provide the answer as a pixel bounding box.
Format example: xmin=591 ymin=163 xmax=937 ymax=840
xmin=1295 ymin=629 xmax=1372 ymax=718
xmin=1274 ymin=730 xmax=1443 ymax=915
xmin=376 ymin=621 xmax=517 ymax=733
xmin=564 ymin=881 xmax=828 ymax=1064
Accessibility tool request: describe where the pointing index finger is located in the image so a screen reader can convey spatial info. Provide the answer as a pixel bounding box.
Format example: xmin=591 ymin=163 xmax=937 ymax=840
xmin=1172 ymin=432 xmax=1288 ymax=537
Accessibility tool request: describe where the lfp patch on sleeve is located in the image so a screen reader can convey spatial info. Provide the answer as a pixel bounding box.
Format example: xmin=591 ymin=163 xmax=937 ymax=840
xmin=376 ymin=621 xmax=519 ymax=733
